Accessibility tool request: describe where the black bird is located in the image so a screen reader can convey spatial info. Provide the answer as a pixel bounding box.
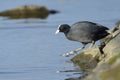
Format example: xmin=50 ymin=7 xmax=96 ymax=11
xmin=55 ymin=21 xmax=109 ymax=57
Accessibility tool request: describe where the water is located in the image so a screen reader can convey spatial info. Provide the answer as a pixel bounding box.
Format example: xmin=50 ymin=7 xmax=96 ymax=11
xmin=0 ymin=0 xmax=120 ymax=80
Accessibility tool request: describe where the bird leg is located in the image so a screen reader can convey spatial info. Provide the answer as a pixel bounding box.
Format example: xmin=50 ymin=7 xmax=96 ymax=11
xmin=62 ymin=43 xmax=86 ymax=57
xmin=89 ymin=41 xmax=95 ymax=48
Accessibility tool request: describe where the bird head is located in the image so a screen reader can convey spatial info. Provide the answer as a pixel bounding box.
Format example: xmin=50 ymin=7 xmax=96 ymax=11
xmin=55 ymin=24 xmax=71 ymax=34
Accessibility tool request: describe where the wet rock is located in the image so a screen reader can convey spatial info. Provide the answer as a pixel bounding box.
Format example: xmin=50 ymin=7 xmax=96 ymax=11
xmin=71 ymin=47 xmax=101 ymax=71
xmin=84 ymin=54 xmax=120 ymax=80
xmin=100 ymin=59 xmax=120 ymax=80
xmin=0 ymin=5 xmax=59 ymax=19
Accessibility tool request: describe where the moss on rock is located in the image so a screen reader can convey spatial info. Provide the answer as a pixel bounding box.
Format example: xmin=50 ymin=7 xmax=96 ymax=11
xmin=100 ymin=62 xmax=120 ymax=80
xmin=71 ymin=47 xmax=101 ymax=70
xmin=108 ymin=53 xmax=120 ymax=64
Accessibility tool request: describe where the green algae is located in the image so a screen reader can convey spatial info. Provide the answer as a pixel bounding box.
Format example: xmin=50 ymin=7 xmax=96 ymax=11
xmin=108 ymin=53 xmax=120 ymax=64
xmin=100 ymin=63 xmax=120 ymax=80
xmin=71 ymin=52 xmax=99 ymax=70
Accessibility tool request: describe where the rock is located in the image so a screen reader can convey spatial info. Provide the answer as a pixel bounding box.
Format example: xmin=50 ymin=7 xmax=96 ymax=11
xmin=0 ymin=5 xmax=59 ymax=19
xmin=71 ymin=22 xmax=120 ymax=80
xmin=116 ymin=20 xmax=120 ymax=29
xmin=84 ymin=54 xmax=120 ymax=80
xmin=71 ymin=47 xmax=101 ymax=70
xmin=100 ymin=63 xmax=120 ymax=80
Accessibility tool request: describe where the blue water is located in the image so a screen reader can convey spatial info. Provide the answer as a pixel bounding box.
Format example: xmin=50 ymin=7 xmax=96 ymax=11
xmin=0 ymin=0 xmax=120 ymax=80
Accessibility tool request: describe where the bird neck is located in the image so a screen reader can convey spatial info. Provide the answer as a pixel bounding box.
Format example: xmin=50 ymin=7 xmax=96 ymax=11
xmin=64 ymin=29 xmax=70 ymax=34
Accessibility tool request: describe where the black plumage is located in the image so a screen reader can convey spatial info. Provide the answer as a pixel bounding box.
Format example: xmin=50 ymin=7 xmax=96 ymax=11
xmin=56 ymin=21 xmax=109 ymax=57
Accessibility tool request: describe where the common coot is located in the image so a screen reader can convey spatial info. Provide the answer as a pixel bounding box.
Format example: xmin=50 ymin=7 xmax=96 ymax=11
xmin=55 ymin=21 xmax=109 ymax=57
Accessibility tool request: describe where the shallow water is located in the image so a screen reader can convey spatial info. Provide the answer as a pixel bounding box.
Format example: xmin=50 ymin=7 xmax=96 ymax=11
xmin=0 ymin=0 xmax=120 ymax=80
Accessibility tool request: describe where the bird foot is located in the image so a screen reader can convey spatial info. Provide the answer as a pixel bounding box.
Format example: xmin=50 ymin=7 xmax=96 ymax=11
xmin=62 ymin=51 xmax=77 ymax=57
